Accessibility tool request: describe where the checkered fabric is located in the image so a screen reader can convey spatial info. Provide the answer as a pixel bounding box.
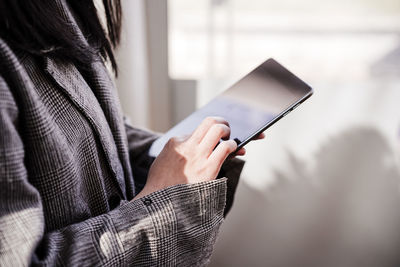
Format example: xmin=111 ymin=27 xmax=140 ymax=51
xmin=0 ymin=0 xmax=244 ymax=266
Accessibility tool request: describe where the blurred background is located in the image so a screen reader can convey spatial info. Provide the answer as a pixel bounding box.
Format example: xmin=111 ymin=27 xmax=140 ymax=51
xmin=115 ymin=0 xmax=400 ymax=266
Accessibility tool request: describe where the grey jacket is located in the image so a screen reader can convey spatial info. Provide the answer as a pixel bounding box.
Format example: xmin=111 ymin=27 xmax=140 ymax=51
xmin=0 ymin=1 xmax=244 ymax=266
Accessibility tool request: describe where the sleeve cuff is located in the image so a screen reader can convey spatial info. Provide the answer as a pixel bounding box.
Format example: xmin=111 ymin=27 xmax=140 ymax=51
xmin=110 ymin=178 xmax=227 ymax=263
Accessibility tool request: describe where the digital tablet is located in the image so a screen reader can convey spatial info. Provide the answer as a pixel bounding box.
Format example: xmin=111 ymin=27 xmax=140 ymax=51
xmin=149 ymin=58 xmax=313 ymax=157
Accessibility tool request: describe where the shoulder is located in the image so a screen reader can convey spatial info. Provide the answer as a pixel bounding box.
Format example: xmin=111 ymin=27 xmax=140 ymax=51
xmin=0 ymin=38 xmax=30 ymax=110
xmin=0 ymin=38 xmax=27 ymax=72
xmin=0 ymin=39 xmax=15 ymax=99
xmin=0 ymin=38 xmax=31 ymax=84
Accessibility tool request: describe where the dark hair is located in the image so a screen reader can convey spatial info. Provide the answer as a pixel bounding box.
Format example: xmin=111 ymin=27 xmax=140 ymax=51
xmin=0 ymin=0 xmax=122 ymax=75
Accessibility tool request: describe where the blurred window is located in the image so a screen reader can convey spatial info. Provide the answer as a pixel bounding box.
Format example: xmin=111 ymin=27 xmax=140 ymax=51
xmin=169 ymin=0 xmax=400 ymax=102
xmin=169 ymin=0 xmax=400 ymax=187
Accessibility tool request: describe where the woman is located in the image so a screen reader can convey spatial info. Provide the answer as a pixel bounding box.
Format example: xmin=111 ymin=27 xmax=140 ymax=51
xmin=0 ymin=0 xmax=262 ymax=265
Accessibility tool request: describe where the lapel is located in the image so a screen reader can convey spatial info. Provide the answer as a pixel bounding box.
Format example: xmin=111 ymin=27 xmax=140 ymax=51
xmin=81 ymin=60 xmax=136 ymax=200
xmin=42 ymin=0 xmax=136 ymax=200
xmin=44 ymin=57 xmax=128 ymax=199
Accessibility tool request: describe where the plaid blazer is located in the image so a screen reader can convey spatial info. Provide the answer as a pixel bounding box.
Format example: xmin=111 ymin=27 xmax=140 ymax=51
xmin=0 ymin=1 xmax=244 ymax=266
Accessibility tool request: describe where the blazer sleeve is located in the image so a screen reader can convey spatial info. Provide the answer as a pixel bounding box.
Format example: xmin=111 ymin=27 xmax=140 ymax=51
xmin=0 ymin=75 xmax=227 ymax=266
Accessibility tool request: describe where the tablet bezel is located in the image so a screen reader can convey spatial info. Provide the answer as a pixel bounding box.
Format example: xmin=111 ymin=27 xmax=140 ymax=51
xmin=232 ymin=89 xmax=313 ymax=154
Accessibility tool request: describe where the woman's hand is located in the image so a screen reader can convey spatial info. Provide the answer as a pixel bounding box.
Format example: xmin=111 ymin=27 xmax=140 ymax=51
xmin=133 ymin=117 xmax=238 ymax=200
xmin=234 ymin=132 xmax=265 ymax=156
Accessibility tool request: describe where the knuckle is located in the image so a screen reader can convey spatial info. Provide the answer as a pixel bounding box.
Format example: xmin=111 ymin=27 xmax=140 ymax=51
xmin=165 ymin=137 xmax=190 ymax=156
xmin=219 ymin=142 xmax=230 ymax=153
xmin=166 ymin=137 xmax=178 ymax=147
xmin=212 ymin=124 xmax=225 ymax=136
xmin=223 ymin=124 xmax=231 ymax=133
xmin=223 ymin=140 xmax=236 ymax=152
xmin=218 ymin=117 xmax=229 ymax=127
xmin=213 ymin=116 xmax=229 ymax=127
xmin=205 ymin=116 xmax=217 ymax=125
xmin=175 ymin=151 xmax=187 ymax=162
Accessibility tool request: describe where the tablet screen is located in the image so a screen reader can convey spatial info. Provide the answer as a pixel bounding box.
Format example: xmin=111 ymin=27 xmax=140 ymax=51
xmin=149 ymin=58 xmax=312 ymax=157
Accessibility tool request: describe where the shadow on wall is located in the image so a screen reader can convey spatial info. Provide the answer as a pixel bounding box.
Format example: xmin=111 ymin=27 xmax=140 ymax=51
xmin=371 ymin=42 xmax=400 ymax=78
xmin=210 ymin=127 xmax=400 ymax=267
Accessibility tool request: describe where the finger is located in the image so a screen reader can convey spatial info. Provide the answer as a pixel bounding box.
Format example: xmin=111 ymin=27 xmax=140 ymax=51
xmin=257 ymin=132 xmax=266 ymax=139
xmin=208 ymin=139 xmax=237 ymax=165
xmin=189 ymin=117 xmax=229 ymax=144
xmin=199 ymin=123 xmax=231 ymax=156
xmin=252 ymin=132 xmax=265 ymax=140
xmin=235 ymin=147 xmax=246 ymax=156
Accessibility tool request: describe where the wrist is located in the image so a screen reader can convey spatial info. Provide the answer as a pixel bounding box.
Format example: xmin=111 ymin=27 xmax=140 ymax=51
xmin=132 ymin=185 xmax=154 ymax=200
